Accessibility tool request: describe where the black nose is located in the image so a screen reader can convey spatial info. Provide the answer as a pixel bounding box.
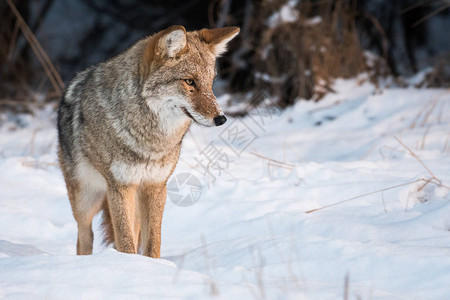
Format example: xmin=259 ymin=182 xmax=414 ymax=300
xmin=213 ymin=115 xmax=227 ymax=126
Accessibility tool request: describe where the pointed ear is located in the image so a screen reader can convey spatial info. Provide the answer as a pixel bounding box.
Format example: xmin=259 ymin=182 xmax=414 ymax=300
xmin=199 ymin=27 xmax=240 ymax=56
xmin=156 ymin=25 xmax=187 ymax=58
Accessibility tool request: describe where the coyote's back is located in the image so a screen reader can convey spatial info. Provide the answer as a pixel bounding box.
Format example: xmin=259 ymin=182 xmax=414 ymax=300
xmin=58 ymin=25 xmax=239 ymax=257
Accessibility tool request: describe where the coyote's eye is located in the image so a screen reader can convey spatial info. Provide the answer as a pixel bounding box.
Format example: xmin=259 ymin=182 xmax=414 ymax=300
xmin=184 ymin=79 xmax=196 ymax=87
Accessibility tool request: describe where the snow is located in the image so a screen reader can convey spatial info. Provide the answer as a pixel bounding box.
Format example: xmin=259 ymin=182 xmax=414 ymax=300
xmin=1 ymin=79 xmax=450 ymax=299
xmin=267 ymin=0 xmax=299 ymax=28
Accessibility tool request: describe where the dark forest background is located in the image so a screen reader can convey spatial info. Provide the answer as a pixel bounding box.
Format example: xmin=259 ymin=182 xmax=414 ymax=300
xmin=1 ymin=0 xmax=450 ymax=112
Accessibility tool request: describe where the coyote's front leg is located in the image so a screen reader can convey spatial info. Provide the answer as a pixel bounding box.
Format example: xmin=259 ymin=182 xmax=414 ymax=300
xmin=107 ymin=184 xmax=139 ymax=254
xmin=138 ymin=183 xmax=167 ymax=258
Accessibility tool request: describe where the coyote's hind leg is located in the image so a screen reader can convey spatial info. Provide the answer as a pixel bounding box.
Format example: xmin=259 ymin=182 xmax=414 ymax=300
xmin=62 ymin=156 xmax=107 ymax=255
xmin=66 ymin=179 xmax=105 ymax=255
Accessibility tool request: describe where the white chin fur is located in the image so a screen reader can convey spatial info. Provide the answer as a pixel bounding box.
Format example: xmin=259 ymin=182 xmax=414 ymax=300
xmin=183 ymin=106 xmax=214 ymax=127
xmin=146 ymin=97 xmax=192 ymax=133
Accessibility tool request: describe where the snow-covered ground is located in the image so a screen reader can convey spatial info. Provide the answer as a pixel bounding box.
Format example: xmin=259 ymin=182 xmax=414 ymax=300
xmin=0 ymin=78 xmax=449 ymax=299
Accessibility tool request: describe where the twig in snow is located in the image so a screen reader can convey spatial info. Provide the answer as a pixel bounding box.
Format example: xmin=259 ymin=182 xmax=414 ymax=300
xmin=187 ymin=130 xmax=202 ymax=154
xmin=420 ymin=97 xmax=440 ymax=127
xmin=395 ymin=136 xmax=441 ymax=184
xmin=220 ymin=168 xmax=240 ymax=182
xmin=21 ymin=159 xmax=58 ymax=169
xmin=200 ymin=235 xmax=219 ymax=296
xmin=179 ymin=158 xmax=196 ymax=169
xmin=283 ymin=142 xmax=304 ymax=162
xmin=417 ymin=177 xmax=433 ymax=192
xmin=381 ymin=190 xmax=387 ymax=213
xmin=305 ymin=178 xmax=427 ymax=214
xmin=171 ymin=252 xmax=186 ymax=284
xmin=248 ymin=245 xmax=266 ymax=299
xmin=409 ymin=92 xmax=443 ymax=129
xmin=268 ymin=161 xmax=294 ymax=171
xmin=378 ymin=145 xmax=405 ymax=160
xmin=444 ymin=132 xmax=450 ymax=152
xmin=420 ymin=125 xmax=431 ymax=150
xmin=267 ymin=162 xmax=294 ymax=180
xmin=343 ymin=273 xmax=350 ymax=300
xmin=405 ymin=178 xmax=434 ymax=211
xmin=249 ymin=151 xmax=294 ymax=169
xmin=27 ymin=128 xmax=39 ymax=156
xmin=437 ymin=96 xmax=447 ymax=124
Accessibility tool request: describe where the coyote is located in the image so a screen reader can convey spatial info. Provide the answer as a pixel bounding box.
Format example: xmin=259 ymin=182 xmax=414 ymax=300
xmin=57 ymin=25 xmax=239 ymax=257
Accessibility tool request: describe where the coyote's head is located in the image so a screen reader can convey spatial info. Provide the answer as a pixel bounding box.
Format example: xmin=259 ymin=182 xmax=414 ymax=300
xmin=140 ymin=25 xmax=240 ymax=128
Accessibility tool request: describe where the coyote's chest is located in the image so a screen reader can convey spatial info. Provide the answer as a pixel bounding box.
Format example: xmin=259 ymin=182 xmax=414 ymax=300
xmin=110 ymin=160 xmax=174 ymax=185
xmin=106 ymin=113 xmax=188 ymax=185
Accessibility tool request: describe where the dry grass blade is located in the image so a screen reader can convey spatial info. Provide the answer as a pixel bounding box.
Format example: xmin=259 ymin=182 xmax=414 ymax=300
xmin=362 ymin=13 xmax=388 ymax=60
xmin=187 ymin=130 xmax=202 ymax=153
xmin=6 ymin=0 xmax=64 ymax=97
xmin=420 ymin=125 xmax=431 ymax=150
xmin=420 ymin=97 xmax=440 ymax=127
xmin=283 ymin=142 xmax=304 ymax=162
xmin=0 ymin=99 xmax=57 ymax=108
xmin=179 ymin=158 xmax=196 ymax=169
xmin=249 ymin=151 xmax=295 ymax=169
xmin=412 ymin=3 xmax=450 ymax=27
xmin=432 ymin=178 xmax=450 ymax=190
xmin=268 ymin=161 xmax=294 ymax=171
xmin=417 ymin=178 xmax=433 ymax=192
xmin=444 ymin=132 xmax=450 ymax=152
xmin=402 ymin=0 xmax=431 ymax=13
xmin=21 ymin=159 xmax=58 ymax=169
xmin=410 ymin=94 xmax=439 ymax=129
xmin=305 ymin=178 xmax=426 ymax=214
xmin=394 ymin=136 xmax=441 ymax=184
xmin=343 ymin=273 xmax=349 ymax=300
xmin=8 ymin=20 xmax=20 ymax=61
